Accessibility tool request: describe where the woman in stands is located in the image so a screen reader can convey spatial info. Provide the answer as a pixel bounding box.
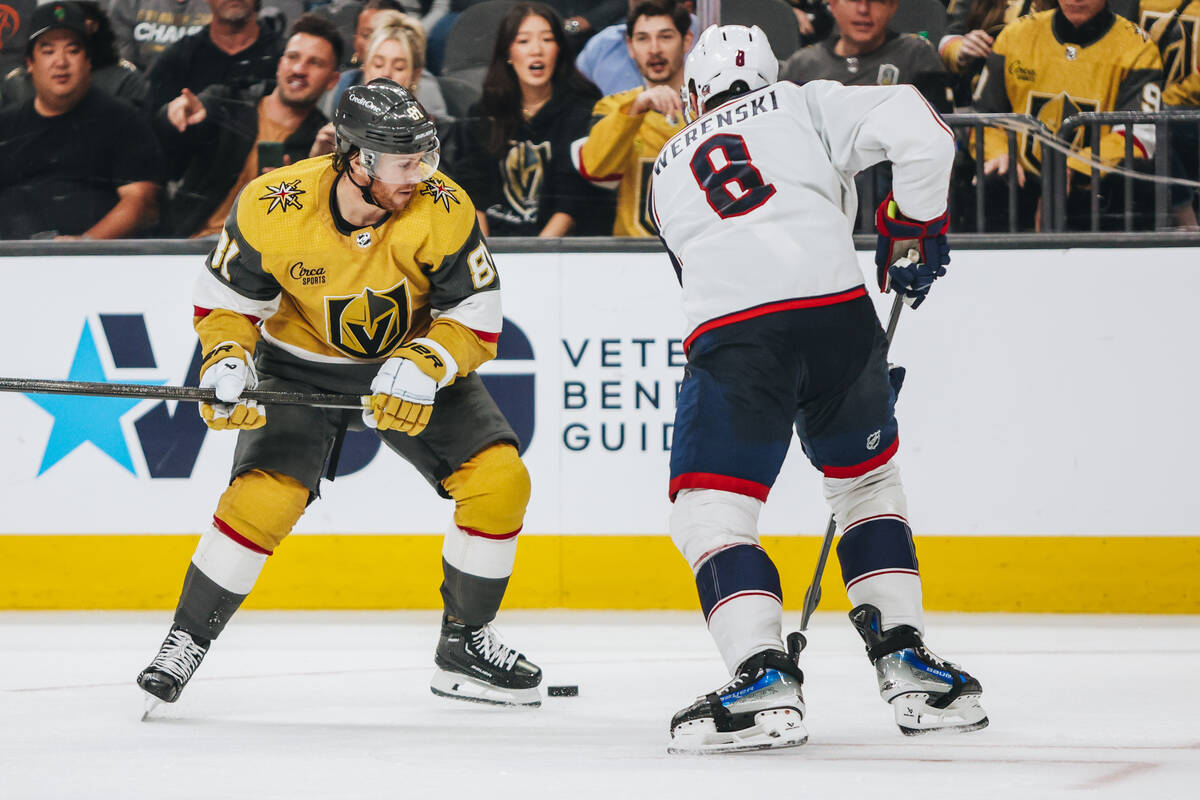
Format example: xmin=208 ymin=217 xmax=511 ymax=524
xmin=452 ymin=2 xmax=613 ymax=236
xmin=312 ymin=9 xmax=447 ymax=157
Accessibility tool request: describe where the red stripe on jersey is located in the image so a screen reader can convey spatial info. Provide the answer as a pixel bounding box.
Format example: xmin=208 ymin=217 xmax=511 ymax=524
xmin=576 ymin=156 xmax=623 ymax=184
xmin=193 ymin=306 xmax=261 ymax=325
xmin=213 ymin=516 xmax=273 ymax=555
xmin=670 ymin=472 xmax=770 ymax=502
xmin=474 ymin=329 xmax=501 ymax=343
xmin=683 ymin=287 xmax=868 ymax=353
xmin=457 ymin=524 xmax=522 ymax=540
xmin=1116 ymin=130 xmax=1149 ymax=159
xmin=823 ymin=437 xmax=899 ymax=479
xmin=910 ymin=85 xmax=954 ymax=139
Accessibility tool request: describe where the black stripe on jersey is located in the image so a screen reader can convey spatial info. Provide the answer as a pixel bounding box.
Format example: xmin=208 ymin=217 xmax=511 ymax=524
xmin=206 ymin=193 xmax=281 ymax=302
xmin=425 ymin=221 xmax=501 ymax=311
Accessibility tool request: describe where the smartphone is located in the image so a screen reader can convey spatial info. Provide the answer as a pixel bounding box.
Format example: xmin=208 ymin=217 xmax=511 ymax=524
xmin=257 ymin=141 xmax=286 ymax=171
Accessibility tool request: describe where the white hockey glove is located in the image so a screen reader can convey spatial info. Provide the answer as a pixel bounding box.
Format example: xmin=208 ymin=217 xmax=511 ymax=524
xmin=363 ymin=339 xmax=456 ymax=436
xmin=198 ymin=341 xmax=265 ymax=431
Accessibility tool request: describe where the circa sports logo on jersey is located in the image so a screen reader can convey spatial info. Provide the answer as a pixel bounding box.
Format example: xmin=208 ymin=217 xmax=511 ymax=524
xmin=259 ymin=179 xmax=305 ymax=214
xmin=288 ymin=261 xmax=326 ymax=286
xmin=420 ymin=178 xmax=460 ymax=212
xmin=325 ymin=280 xmax=412 ymax=359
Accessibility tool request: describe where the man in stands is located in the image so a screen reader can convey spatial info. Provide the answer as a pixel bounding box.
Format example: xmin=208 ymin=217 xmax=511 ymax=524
xmin=0 ymin=2 xmax=162 ymax=238
xmin=146 ymin=0 xmax=282 ymax=110
xmin=577 ymin=0 xmax=696 ymax=95
xmin=781 ymin=0 xmax=946 ymax=93
xmin=573 ymin=0 xmax=690 ymax=236
xmin=108 ymin=0 xmax=211 ymax=71
xmin=154 ymin=12 xmax=340 ymax=237
xmin=973 ymin=0 xmax=1165 ymax=229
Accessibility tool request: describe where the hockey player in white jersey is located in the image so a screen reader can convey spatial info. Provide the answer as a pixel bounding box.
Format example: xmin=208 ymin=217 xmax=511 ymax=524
xmin=650 ymin=24 xmax=987 ymax=754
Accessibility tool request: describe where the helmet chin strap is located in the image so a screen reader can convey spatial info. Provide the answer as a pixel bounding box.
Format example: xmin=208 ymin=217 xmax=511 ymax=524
xmin=345 ymin=168 xmax=384 ymax=209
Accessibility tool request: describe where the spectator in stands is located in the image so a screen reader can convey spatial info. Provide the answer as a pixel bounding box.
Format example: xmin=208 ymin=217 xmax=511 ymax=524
xmin=972 ymin=0 xmax=1168 ymax=230
xmin=573 ymin=0 xmax=689 ymax=236
xmin=576 ymin=0 xmax=697 ymax=96
xmin=147 ymin=0 xmax=284 ymax=111
xmin=550 ymin=1 xmax=628 ymax=52
xmin=781 ymin=0 xmax=946 ymax=92
xmin=108 ymin=0 xmax=211 ymax=71
xmin=788 ymin=0 xmax=836 ymax=47
xmin=1139 ymin=0 xmax=1200 ymax=88
xmin=454 ymin=2 xmax=614 ymax=236
xmin=154 ymin=12 xmax=339 ymax=237
xmin=319 ymin=9 xmax=446 ymax=119
xmin=346 ymin=0 xmax=403 ymax=68
xmin=2 ymin=2 xmax=149 ymax=111
xmin=0 ymin=2 xmax=163 ymax=238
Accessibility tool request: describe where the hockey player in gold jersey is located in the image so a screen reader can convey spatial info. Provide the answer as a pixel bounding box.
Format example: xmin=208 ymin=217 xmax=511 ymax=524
xmin=136 ymin=79 xmax=544 ymax=711
xmin=572 ymin=0 xmax=692 ymax=236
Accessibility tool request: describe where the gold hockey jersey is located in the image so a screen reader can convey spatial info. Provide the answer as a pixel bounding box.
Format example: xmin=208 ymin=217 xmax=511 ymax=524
xmin=1140 ymin=0 xmax=1200 ymax=87
xmin=572 ymin=87 xmax=685 ymax=237
xmin=974 ymin=10 xmax=1163 ymax=173
xmin=193 ymin=155 xmax=501 ymax=382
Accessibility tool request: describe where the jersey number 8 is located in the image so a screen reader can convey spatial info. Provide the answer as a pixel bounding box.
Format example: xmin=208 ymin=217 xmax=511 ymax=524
xmin=688 ymin=134 xmax=776 ymax=219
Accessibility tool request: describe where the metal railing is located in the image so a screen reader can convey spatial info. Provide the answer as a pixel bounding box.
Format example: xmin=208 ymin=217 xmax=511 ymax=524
xmin=855 ymin=110 xmax=1200 ymax=235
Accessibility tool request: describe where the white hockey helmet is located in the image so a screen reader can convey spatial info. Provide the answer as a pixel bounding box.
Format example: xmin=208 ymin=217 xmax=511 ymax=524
xmin=683 ymin=24 xmax=778 ymax=120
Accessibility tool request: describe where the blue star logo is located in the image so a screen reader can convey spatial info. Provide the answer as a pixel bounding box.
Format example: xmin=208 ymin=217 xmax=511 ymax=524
xmin=25 ymin=320 xmax=165 ymax=475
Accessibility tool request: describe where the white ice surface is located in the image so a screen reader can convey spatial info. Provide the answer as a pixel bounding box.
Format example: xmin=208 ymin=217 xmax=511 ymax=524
xmin=2 ymin=611 xmax=1197 ymax=799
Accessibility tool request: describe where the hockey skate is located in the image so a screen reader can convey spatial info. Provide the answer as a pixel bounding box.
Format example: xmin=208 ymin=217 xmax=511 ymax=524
xmin=136 ymin=626 xmax=210 ymax=718
xmin=431 ymin=618 xmax=542 ymax=707
xmin=849 ymin=604 xmax=988 ymax=736
xmin=668 ymin=633 xmax=808 ymax=754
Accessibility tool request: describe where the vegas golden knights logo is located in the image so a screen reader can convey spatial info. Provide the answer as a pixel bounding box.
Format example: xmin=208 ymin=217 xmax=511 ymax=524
xmin=1023 ymin=91 xmax=1100 ymax=171
xmin=502 ymin=140 xmax=551 ymax=223
xmin=325 ymin=281 xmax=412 ymax=359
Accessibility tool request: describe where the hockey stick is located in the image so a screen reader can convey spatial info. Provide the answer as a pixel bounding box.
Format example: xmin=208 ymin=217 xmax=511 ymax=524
xmin=798 ymin=287 xmax=906 ymax=632
xmin=0 ymin=377 xmax=365 ymax=410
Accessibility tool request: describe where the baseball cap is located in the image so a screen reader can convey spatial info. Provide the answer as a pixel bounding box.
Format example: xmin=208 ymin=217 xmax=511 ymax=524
xmin=27 ymin=3 xmax=89 ymax=46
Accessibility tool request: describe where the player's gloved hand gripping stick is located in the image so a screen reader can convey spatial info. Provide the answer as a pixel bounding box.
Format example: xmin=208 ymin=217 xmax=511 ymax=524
xmin=874 ymin=192 xmax=949 ymax=309
xmin=197 ymin=341 xmax=266 ymax=431
xmin=362 ymin=338 xmax=456 ymax=436
xmin=799 ymin=195 xmax=951 ymax=631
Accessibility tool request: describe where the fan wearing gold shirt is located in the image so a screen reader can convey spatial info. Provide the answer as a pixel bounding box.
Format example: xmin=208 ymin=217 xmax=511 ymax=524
xmin=573 ymin=0 xmax=693 ymax=236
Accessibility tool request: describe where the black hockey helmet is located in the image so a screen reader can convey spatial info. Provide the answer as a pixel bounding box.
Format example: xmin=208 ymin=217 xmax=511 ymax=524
xmin=334 ymin=78 xmax=440 ymax=181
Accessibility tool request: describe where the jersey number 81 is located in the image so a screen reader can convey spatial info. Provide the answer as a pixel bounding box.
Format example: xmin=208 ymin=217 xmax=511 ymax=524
xmin=688 ymin=134 xmax=776 ymax=219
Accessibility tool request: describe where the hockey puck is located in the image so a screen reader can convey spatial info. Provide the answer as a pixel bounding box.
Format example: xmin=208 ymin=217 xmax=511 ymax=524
xmin=547 ymin=685 xmax=579 ymax=697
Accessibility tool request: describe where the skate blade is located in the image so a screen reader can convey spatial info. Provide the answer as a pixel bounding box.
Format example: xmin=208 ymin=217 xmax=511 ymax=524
xmin=430 ymin=668 xmax=542 ymax=708
xmin=140 ymin=691 xmax=164 ymax=721
xmin=892 ymin=692 xmax=988 ymax=735
xmin=668 ymin=707 xmax=808 ymax=755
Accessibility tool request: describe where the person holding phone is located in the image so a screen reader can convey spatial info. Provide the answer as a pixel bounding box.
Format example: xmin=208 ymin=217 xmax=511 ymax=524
xmin=154 ymin=13 xmax=342 ymax=237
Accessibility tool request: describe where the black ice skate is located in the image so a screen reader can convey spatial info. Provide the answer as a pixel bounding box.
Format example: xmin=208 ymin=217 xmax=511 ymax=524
xmin=850 ymin=604 xmax=988 ymax=736
xmin=668 ymin=633 xmax=808 ymax=754
xmin=136 ymin=626 xmax=210 ymax=716
xmin=430 ymin=618 xmax=542 ymax=707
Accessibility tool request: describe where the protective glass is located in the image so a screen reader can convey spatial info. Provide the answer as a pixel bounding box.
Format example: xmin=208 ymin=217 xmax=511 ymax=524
xmin=360 ymin=146 xmax=440 ymax=183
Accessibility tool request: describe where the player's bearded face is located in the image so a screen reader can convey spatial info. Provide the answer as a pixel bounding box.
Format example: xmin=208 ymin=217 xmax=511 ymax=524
xmin=368 ymin=179 xmax=416 ymax=211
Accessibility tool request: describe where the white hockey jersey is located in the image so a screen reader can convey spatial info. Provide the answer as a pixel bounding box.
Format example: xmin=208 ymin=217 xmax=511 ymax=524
xmin=650 ymin=80 xmax=954 ymax=340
